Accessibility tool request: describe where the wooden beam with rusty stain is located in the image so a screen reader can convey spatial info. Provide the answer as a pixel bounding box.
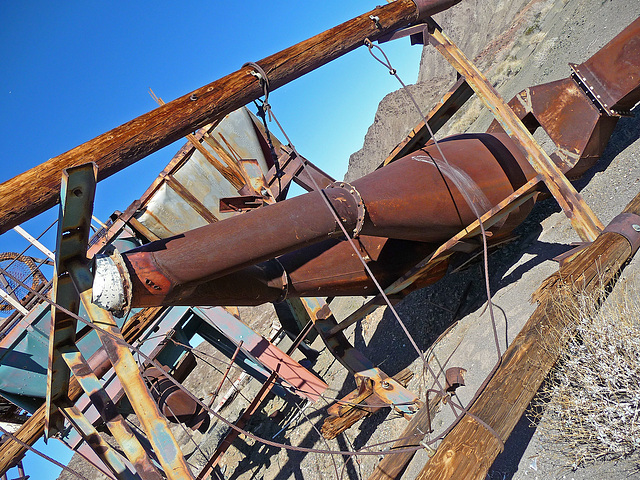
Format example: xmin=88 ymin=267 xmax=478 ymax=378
xmin=321 ymin=368 xmax=414 ymax=440
xmin=427 ymin=22 xmax=603 ymax=241
xmin=381 ymin=76 xmax=473 ymax=167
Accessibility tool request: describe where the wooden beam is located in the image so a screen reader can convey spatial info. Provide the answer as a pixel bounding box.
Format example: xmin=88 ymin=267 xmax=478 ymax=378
xmin=0 ymin=0 xmax=425 ymax=234
xmin=415 ymin=190 xmax=640 ymax=480
xmin=380 ymin=76 xmax=473 ymax=167
xmin=321 ymin=368 xmax=414 ymax=440
xmin=427 ymin=22 xmax=604 ymax=241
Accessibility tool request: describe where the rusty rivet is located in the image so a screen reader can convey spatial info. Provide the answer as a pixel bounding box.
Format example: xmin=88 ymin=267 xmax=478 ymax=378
xmin=190 ymin=94 xmax=198 ymax=101
xmin=145 ymin=278 xmax=162 ymax=291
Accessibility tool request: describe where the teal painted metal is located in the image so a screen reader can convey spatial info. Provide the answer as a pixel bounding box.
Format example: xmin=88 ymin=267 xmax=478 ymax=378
xmin=60 ymin=404 xmax=139 ymax=480
xmin=62 ymin=348 xmax=163 ymax=480
xmin=47 ymin=162 xmax=98 ymax=437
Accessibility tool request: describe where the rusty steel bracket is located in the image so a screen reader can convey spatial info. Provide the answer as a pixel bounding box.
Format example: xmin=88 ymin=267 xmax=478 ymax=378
xmin=303 ymin=298 xmax=420 ymax=416
xmin=46 ymin=162 xmax=98 ymax=438
xmin=219 ymin=195 xmax=266 ymax=213
xmin=377 ymin=23 xmax=429 ymax=45
xmin=445 ymin=367 xmax=466 ymax=393
xmin=603 ymin=212 xmax=640 ymax=254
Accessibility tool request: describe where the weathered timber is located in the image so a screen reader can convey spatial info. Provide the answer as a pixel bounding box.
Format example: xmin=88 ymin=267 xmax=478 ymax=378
xmin=369 ymin=394 xmax=443 ymax=480
xmin=415 ymin=190 xmax=640 ymax=480
xmin=0 ymin=0 xmax=455 ymax=234
xmin=321 ymin=368 xmax=414 ymax=440
xmin=0 ymin=306 xmax=165 ymax=475
xmin=428 ymin=22 xmax=604 ymax=242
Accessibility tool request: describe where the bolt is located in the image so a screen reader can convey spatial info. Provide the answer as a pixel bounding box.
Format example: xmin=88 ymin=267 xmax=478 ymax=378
xmin=381 ymin=381 xmax=391 ymax=390
xmin=190 ymin=94 xmax=198 ymax=101
xmin=633 ymin=224 xmax=640 ymax=232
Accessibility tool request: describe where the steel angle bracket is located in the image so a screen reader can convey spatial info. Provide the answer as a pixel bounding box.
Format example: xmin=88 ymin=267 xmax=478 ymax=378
xmin=46 ymin=162 xmax=98 ymax=438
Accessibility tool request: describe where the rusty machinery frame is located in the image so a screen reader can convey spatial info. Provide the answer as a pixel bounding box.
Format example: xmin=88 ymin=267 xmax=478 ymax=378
xmin=2 ymin=4 xmax=636 ymax=480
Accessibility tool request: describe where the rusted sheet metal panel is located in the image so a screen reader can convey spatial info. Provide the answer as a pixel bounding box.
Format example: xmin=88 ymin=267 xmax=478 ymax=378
xmin=62 ymin=349 xmax=163 ymax=480
xmin=486 ymin=78 xmax=619 ymax=180
xmin=136 ymin=183 xmax=209 ymax=239
xmin=136 ymin=108 xmax=272 ymax=238
xmin=570 ymin=17 xmax=640 ymax=115
xmin=198 ymin=307 xmax=327 ymax=402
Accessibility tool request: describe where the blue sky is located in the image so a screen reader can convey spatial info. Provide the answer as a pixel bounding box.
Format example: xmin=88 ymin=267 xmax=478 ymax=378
xmin=0 ymin=1 xmax=423 ymax=478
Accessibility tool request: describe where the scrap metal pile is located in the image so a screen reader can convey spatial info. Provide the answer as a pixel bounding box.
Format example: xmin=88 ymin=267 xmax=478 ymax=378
xmin=0 ymin=0 xmax=638 ymax=478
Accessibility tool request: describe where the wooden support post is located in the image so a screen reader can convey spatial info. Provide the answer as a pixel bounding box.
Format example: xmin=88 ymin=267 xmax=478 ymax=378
xmin=415 ymin=190 xmax=640 ymax=480
xmin=0 ymin=0 xmax=430 ymax=234
xmin=427 ymin=22 xmax=604 ymax=241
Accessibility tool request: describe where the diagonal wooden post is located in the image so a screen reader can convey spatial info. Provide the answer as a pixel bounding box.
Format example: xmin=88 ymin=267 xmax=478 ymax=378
xmin=427 ymin=22 xmax=604 ymax=242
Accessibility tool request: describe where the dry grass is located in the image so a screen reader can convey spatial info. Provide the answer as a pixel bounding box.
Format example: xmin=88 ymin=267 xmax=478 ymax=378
xmin=535 ymin=284 xmax=640 ymax=468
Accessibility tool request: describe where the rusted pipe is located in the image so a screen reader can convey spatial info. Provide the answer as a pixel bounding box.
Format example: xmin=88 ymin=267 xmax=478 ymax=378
xmin=95 ymin=133 xmax=536 ymax=311
xmin=94 ymin=187 xmax=362 ymax=313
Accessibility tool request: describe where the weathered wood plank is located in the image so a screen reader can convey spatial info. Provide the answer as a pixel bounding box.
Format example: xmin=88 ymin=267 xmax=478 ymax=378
xmin=321 ymin=368 xmax=414 ymax=440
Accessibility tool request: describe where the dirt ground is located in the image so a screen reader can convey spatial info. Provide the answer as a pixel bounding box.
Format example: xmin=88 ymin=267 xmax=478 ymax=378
xmin=59 ymin=1 xmax=640 ymax=479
